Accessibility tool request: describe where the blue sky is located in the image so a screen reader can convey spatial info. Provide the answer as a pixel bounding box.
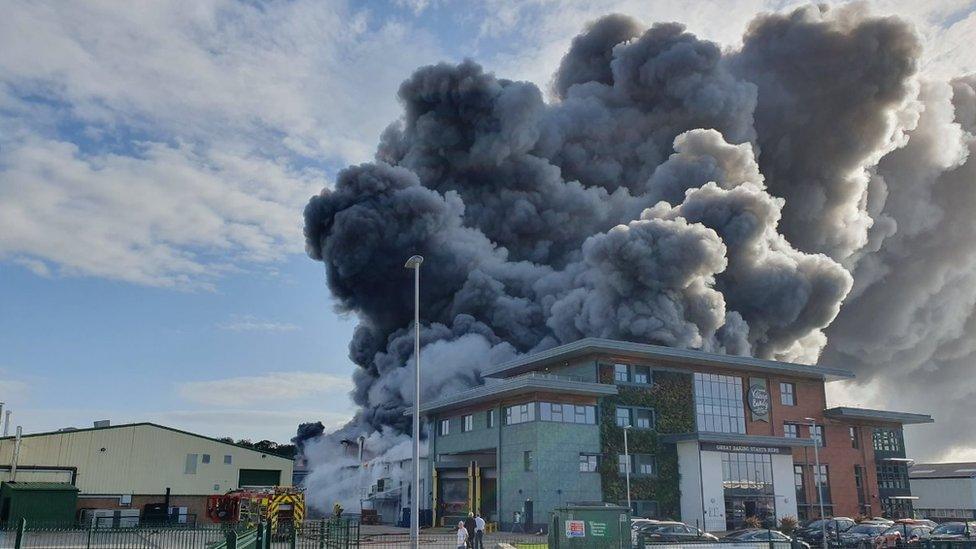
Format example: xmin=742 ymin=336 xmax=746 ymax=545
xmin=1 ymin=0 xmax=974 ymax=443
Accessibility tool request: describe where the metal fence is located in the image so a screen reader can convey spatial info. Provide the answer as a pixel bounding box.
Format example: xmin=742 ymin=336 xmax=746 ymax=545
xmin=0 ymin=520 xmax=235 ymax=549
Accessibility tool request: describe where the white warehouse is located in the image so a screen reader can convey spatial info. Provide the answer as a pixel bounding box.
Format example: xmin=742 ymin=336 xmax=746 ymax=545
xmin=910 ymin=462 xmax=976 ymax=521
xmin=0 ymin=422 xmax=294 ymax=523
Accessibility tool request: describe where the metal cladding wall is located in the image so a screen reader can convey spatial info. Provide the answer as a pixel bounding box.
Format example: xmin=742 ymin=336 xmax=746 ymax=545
xmin=0 ymin=482 xmax=79 ymax=526
xmin=0 ymin=424 xmax=293 ymax=497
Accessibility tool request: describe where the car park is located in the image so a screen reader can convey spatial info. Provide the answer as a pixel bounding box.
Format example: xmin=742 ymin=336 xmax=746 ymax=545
xmin=635 ymin=521 xmax=719 ymax=544
xmin=926 ymin=521 xmax=976 ymax=540
xmin=835 ymin=522 xmax=889 ymax=548
xmin=874 ymin=521 xmax=933 ymax=548
xmin=795 ymin=518 xmax=857 ymax=547
xmin=722 ymin=528 xmax=811 ymax=548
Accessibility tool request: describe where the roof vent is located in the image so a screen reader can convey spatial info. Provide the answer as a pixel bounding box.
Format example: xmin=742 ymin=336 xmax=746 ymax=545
xmin=93 ymin=420 xmax=111 ymax=428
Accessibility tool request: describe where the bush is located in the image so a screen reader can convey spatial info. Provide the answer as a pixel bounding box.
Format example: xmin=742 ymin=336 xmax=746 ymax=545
xmin=779 ymin=516 xmax=799 ymax=536
xmin=745 ymin=516 xmax=763 ymax=529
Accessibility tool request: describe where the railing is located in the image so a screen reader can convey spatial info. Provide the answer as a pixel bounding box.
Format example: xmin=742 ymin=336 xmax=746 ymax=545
xmin=0 ymin=518 xmax=238 ymax=549
xmin=509 ymin=372 xmax=585 ymax=383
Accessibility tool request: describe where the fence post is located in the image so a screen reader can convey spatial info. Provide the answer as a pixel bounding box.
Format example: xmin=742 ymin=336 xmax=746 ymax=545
xmin=318 ymin=519 xmax=325 ymax=549
xmin=289 ymin=523 xmax=297 ymax=549
xmin=86 ymin=518 xmax=94 ymax=549
xmin=14 ymin=518 xmax=26 ymax=549
xmin=266 ymin=521 xmax=273 ymax=549
xmin=256 ymin=522 xmax=264 ymax=549
xmin=226 ymin=528 xmax=238 ymax=549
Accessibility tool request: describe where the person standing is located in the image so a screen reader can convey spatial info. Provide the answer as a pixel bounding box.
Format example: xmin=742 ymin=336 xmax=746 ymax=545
xmin=474 ymin=512 xmax=486 ymax=549
xmin=464 ymin=512 xmax=477 ymax=547
xmin=514 ymin=510 xmax=523 ymax=533
xmin=456 ymin=521 xmax=469 ymax=549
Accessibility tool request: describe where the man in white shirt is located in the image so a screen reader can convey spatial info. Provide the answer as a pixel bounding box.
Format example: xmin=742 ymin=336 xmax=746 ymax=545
xmin=456 ymin=521 xmax=469 ymax=549
xmin=474 ymin=512 xmax=486 ymax=549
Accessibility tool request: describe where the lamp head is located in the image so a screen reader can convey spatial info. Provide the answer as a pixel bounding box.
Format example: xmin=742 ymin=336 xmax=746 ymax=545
xmin=404 ymin=255 xmax=424 ymax=269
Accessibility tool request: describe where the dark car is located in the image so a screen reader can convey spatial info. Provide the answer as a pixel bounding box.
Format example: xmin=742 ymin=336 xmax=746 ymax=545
xmin=636 ymin=521 xmax=720 ymax=544
xmin=795 ymin=518 xmax=857 ymax=547
xmin=926 ymin=522 xmax=976 ymax=541
xmin=834 ymin=523 xmax=889 ymax=548
xmin=722 ymin=528 xmax=811 ymax=549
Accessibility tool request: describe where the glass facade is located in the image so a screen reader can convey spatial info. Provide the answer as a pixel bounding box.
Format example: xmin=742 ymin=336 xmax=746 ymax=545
xmin=873 ymin=428 xmax=902 ymax=452
xmin=694 ymin=372 xmax=746 ymax=433
xmin=579 ymin=454 xmax=598 ymax=472
xmin=784 ymin=423 xmax=798 ymax=438
xmin=721 ymin=452 xmax=774 ymax=493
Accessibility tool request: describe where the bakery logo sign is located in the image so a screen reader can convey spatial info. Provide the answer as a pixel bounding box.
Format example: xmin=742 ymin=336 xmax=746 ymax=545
xmin=748 ymin=385 xmax=770 ymax=416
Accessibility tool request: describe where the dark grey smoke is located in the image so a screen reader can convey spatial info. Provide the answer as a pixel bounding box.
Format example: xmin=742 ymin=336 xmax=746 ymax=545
xmin=301 ymin=3 xmax=973 ymax=490
xmin=292 ymin=422 xmax=325 ymax=450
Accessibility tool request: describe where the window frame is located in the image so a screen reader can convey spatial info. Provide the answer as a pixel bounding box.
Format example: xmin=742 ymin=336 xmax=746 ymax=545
xmin=487 ymin=409 xmax=495 ymax=429
xmin=579 ymin=453 xmax=599 ymax=473
xmin=780 ymin=382 xmax=796 ymax=406
xmin=439 ymin=418 xmax=450 ymax=436
xmin=614 ymin=363 xmax=630 ymax=383
xmin=615 ymin=406 xmax=632 ymax=428
xmin=462 ymin=414 xmax=473 ymax=433
xmin=523 ymin=450 xmax=533 ymax=472
xmin=784 ymin=423 xmax=799 ymax=438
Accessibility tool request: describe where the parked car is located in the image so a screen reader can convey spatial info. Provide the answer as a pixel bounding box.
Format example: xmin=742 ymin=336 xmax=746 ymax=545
xmin=635 ymin=521 xmax=719 ymax=544
xmin=834 ymin=523 xmax=890 ymax=548
xmin=795 ymin=518 xmax=857 ymax=546
xmin=874 ymin=522 xmax=933 ymax=548
xmin=722 ymin=528 xmax=811 ymax=549
xmin=925 ymin=522 xmax=976 ymax=541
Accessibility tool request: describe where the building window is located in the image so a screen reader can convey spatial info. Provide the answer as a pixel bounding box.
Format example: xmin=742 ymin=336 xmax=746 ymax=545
xmin=505 ymin=403 xmax=535 ymax=425
xmin=184 ymin=454 xmax=198 ymax=475
xmin=873 ymin=428 xmax=902 ymax=453
xmin=850 ymin=426 xmax=859 ymax=449
xmin=616 ymin=407 xmax=631 ymax=427
xmin=721 ymin=452 xmax=773 ymax=494
xmin=614 ymin=363 xmax=630 ymax=382
xmin=814 ymin=465 xmax=832 ymax=503
xmin=202 ymin=454 xmax=211 ymax=464
xmin=780 ymin=382 xmax=796 ymax=406
xmin=810 ymin=424 xmax=826 ymax=446
xmin=854 ymin=466 xmax=867 ymax=506
xmin=487 ymin=409 xmax=495 ymax=429
xmin=635 ymin=408 xmax=655 ymax=429
xmin=523 ymin=451 xmax=533 ymax=472
xmin=634 ymin=454 xmax=657 ymax=476
xmin=540 ymin=402 xmax=596 ymax=424
xmin=794 ymin=465 xmax=806 ymax=504
xmin=633 ymin=365 xmax=651 ymax=384
xmin=224 ymin=455 xmax=232 ymax=464
xmin=618 ymin=454 xmax=631 ymax=474
xmin=579 ymin=454 xmax=599 ymax=473
xmin=462 ymin=414 xmax=473 ymax=432
xmin=784 ymin=423 xmax=798 ymax=438
xmin=439 ymin=419 xmax=450 ymax=436
xmin=629 ymin=500 xmax=659 ymax=519
xmin=694 ymin=372 xmax=746 ymax=434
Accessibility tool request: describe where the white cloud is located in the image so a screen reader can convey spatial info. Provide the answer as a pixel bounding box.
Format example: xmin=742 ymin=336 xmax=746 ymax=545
xmin=177 ymin=372 xmax=353 ymax=407
xmin=215 ymin=314 xmax=300 ymax=332
xmin=0 ymin=0 xmax=446 ymax=288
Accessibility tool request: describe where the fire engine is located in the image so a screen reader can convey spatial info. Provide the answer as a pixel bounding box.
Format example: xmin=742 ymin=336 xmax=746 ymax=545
xmin=206 ymin=487 xmax=305 ymax=536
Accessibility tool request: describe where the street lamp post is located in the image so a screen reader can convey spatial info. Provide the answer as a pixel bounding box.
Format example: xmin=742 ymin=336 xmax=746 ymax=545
xmin=805 ymin=417 xmax=827 ymax=548
xmin=624 ymin=425 xmax=633 ymax=513
xmin=405 ymin=255 xmax=424 ymax=549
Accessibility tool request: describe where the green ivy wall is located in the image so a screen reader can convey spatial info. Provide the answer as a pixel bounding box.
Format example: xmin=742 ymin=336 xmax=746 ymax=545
xmin=598 ymin=366 xmax=695 ymax=519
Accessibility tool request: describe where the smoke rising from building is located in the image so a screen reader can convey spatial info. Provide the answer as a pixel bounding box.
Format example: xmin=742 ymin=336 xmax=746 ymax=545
xmin=300 ymin=4 xmax=975 ymax=509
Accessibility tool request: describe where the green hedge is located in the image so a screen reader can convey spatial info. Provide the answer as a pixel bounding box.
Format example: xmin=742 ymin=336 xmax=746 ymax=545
xmin=598 ymin=367 xmax=694 ymax=519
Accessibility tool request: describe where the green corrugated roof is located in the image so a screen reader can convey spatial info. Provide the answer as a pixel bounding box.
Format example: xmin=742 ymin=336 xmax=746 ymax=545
xmin=1 ymin=481 xmax=79 ymax=491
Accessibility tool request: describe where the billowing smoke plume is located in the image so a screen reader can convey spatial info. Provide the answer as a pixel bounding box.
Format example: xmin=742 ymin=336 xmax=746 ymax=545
xmin=301 ymin=3 xmax=974 ymax=508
